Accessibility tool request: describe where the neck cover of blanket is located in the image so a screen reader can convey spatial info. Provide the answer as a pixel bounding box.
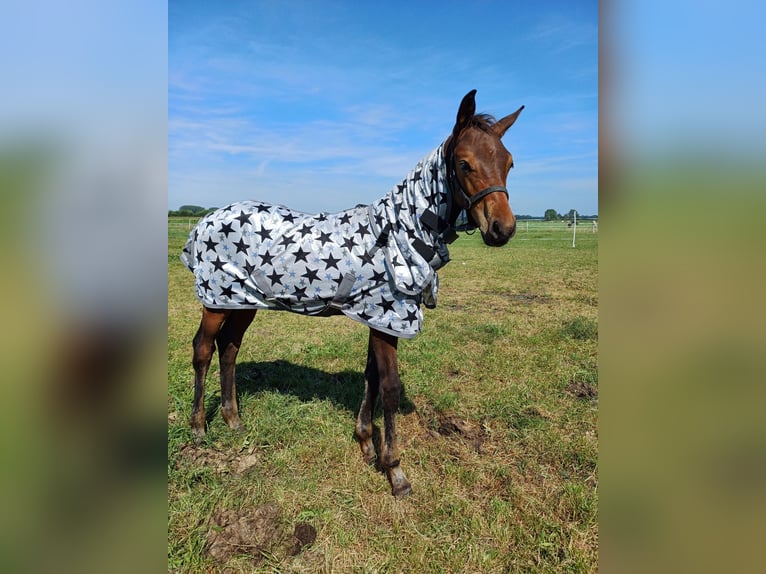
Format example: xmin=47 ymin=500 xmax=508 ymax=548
xmin=180 ymin=144 xmax=454 ymax=339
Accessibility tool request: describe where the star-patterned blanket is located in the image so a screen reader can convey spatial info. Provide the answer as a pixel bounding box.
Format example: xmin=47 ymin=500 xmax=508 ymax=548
xmin=181 ymin=144 xmax=454 ymax=338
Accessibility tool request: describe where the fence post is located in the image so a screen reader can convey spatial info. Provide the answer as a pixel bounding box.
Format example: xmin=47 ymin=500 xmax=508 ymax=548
xmin=572 ymin=212 xmax=577 ymax=248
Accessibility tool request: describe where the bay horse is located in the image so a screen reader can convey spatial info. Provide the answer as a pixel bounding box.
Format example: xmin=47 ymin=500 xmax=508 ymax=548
xmin=182 ymin=90 xmax=523 ymax=496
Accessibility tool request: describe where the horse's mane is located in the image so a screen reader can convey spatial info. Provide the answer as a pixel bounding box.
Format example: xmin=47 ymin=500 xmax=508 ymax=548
xmin=470 ymin=113 xmax=497 ymax=132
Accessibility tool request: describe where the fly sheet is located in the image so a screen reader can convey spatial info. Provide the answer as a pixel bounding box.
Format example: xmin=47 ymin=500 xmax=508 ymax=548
xmin=181 ymin=145 xmax=455 ymax=338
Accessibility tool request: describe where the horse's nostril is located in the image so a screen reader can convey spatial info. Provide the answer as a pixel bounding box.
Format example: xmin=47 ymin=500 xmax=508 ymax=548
xmin=492 ymin=220 xmax=502 ymax=236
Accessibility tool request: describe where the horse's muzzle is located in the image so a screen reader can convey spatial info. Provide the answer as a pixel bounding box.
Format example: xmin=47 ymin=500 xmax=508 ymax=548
xmin=483 ymin=218 xmax=516 ymax=246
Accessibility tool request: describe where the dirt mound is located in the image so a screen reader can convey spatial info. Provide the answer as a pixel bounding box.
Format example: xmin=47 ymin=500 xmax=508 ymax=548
xmin=176 ymin=443 xmax=261 ymax=475
xmin=437 ymin=414 xmax=486 ymax=453
xmin=205 ymin=503 xmax=317 ymax=566
xmin=566 ymin=380 xmax=598 ymax=399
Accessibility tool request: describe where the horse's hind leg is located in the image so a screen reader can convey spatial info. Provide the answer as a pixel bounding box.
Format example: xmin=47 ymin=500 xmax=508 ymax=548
xmin=191 ymin=307 xmax=229 ymax=441
xmin=216 ymin=309 xmax=256 ymax=431
xmin=355 ymin=336 xmax=379 ymax=465
xmin=369 ymin=328 xmax=412 ymax=497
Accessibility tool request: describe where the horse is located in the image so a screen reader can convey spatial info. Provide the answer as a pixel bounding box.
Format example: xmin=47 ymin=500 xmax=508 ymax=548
xmin=181 ymin=90 xmax=524 ymax=496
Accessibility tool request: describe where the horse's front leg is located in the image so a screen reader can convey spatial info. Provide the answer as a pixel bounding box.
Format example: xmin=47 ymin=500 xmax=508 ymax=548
xmin=369 ymin=329 xmax=412 ymax=497
xmin=191 ymin=307 xmax=228 ymax=441
xmin=355 ymin=335 xmax=379 ymax=465
xmin=215 ymin=309 xmax=256 ymax=431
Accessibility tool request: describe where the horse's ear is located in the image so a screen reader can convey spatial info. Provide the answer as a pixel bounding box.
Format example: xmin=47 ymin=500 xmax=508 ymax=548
xmin=493 ymin=105 xmax=525 ymax=138
xmin=453 ymin=89 xmax=477 ymax=138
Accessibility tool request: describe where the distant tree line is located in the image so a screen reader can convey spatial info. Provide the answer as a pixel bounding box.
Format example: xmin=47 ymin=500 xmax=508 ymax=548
xmin=168 ymin=205 xmax=218 ymax=217
xmin=168 ymin=205 xmax=598 ymax=222
xmin=541 ymin=209 xmax=598 ymax=222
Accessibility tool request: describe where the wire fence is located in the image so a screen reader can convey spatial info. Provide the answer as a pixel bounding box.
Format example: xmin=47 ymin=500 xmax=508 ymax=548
xmin=169 ymin=217 xmax=598 ymax=245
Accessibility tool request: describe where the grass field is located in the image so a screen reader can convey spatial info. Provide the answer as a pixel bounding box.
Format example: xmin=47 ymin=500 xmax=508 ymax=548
xmin=168 ymin=217 xmax=598 ymax=573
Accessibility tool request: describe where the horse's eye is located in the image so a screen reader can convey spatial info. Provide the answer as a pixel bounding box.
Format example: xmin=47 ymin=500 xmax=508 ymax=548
xmin=459 ymin=160 xmax=472 ymax=173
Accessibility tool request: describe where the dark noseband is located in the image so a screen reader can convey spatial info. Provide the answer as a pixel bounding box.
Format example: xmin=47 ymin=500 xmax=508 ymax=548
xmin=461 ymin=185 xmax=508 ymax=211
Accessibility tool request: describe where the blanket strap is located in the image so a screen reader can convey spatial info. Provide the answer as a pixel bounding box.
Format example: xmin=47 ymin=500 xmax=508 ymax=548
xmin=328 ymin=272 xmax=356 ymax=312
xmin=252 ymin=269 xmax=275 ymax=299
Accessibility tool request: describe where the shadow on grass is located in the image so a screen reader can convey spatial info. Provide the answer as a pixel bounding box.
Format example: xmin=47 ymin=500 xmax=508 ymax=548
xmin=233 ymin=359 xmax=416 ymax=419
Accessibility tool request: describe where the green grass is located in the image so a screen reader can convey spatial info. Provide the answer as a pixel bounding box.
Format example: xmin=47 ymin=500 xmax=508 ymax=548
xmin=168 ymin=218 xmax=597 ymax=573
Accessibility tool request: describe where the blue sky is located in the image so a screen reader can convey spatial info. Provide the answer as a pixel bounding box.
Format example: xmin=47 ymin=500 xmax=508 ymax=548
xmin=169 ymin=0 xmax=597 ymax=216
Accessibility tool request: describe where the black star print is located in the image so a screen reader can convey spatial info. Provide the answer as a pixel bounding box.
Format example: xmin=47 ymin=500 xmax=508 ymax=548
xmin=412 ymin=170 xmax=422 ymax=183
xmin=358 ymin=309 xmax=372 ymax=322
xmin=359 ymin=250 xmax=374 ymax=267
xmin=405 ymin=308 xmax=419 ymax=325
xmin=282 ymin=212 xmax=296 ymax=224
xmin=219 ymin=222 xmax=235 ymax=237
xmin=338 ymin=212 xmax=352 ymax=225
xmin=341 ymin=236 xmax=356 ymax=251
xmin=302 ymin=267 xmax=320 ymax=285
xmin=211 ymin=255 xmax=226 ymax=272
xmin=220 ymin=285 xmax=235 ymax=299
xmin=297 ymin=223 xmax=313 ymax=236
xmin=397 ymin=182 xmax=407 ymax=193
xmin=430 ymin=164 xmax=440 ymax=182
xmin=259 ymin=251 xmax=274 ymax=266
xmin=267 ymin=269 xmax=284 ymax=286
xmin=293 ymin=286 xmax=308 ymax=301
xmin=316 ymin=230 xmax=333 ymax=245
xmin=204 ymin=219 xmax=216 ymax=229
xmin=233 ymin=276 xmax=247 ymax=289
xmin=235 ymin=211 xmax=251 ymax=228
xmin=322 ymin=253 xmax=341 ymax=270
xmin=243 ymin=260 xmax=256 ymax=275
xmin=316 ymin=213 xmax=328 ymax=222
xmin=233 ymin=237 xmax=248 ymax=254
xmin=279 ymin=234 xmax=296 ymax=248
xmin=255 ymin=227 xmax=272 ymax=241
xmin=293 ymin=246 xmax=310 ymax=263
xmin=195 ymin=250 xmax=204 ymax=264
xmin=355 ymin=222 xmax=370 ymax=238
xmin=371 ymin=269 xmax=386 ymax=283
xmin=255 ymin=203 xmax=271 ymax=213
xmin=199 ymin=278 xmax=211 ymax=292
xmin=380 ymin=298 xmax=396 ymax=314
xmin=203 ymin=237 xmax=218 ymax=252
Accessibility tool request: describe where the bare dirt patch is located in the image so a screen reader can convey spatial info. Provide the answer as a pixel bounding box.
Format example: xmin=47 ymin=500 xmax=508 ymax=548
xmin=485 ymin=290 xmax=553 ymax=305
xmin=566 ymin=380 xmax=598 ymax=399
xmin=177 ymin=443 xmax=261 ymax=475
xmin=436 ymin=413 xmax=486 ymax=453
xmin=205 ymin=503 xmax=317 ymax=566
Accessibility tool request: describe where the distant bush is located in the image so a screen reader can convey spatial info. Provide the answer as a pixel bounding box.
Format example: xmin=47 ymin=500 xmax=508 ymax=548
xmin=168 ymin=206 xmax=219 ymax=217
xmin=178 ymin=204 xmax=206 ymax=214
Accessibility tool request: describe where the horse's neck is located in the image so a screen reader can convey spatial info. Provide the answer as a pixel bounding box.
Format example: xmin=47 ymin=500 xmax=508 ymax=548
xmin=389 ymin=144 xmax=450 ymax=223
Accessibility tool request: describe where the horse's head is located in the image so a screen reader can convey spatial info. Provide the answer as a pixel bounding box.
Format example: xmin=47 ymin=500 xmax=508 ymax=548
xmin=448 ymin=89 xmax=524 ymax=246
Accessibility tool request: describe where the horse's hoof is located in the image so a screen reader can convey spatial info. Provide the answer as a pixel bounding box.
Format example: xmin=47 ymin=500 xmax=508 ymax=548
xmin=192 ymin=426 xmax=206 ymax=444
xmin=363 ymin=452 xmax=377 ymax=466
xmin=392 ymin=481 xmax=412 ymax=497
xmin=361 ymin=444 xmax=377 ymax=465
xmin=387 ymin=466 xmax=412 ymax=497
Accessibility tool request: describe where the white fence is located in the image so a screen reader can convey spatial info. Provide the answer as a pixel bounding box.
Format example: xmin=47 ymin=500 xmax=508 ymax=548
xmin=170 ymin=217 xmax=598 ymax=246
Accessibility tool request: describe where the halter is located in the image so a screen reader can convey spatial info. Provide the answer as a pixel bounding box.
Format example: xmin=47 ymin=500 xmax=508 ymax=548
xmin=444 ymin=135 xmax=509 ymax=228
